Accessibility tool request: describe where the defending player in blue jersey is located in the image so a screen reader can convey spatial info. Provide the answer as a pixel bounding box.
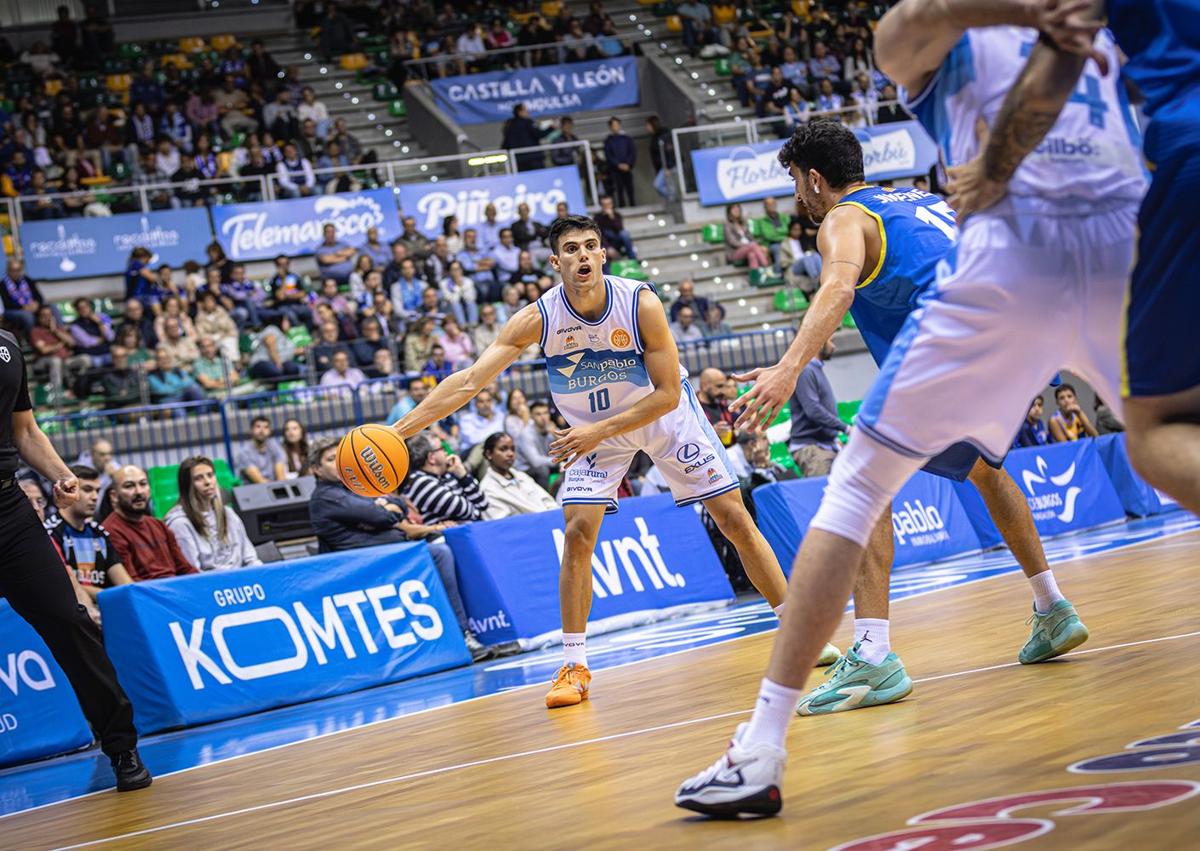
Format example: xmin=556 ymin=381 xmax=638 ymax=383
xmin=948 ymin=0 xmax=1200 ymax=518
xmin=393 ymin=215 xmax=838 ymax=712
xmin=719 ymin=121 xmax=1087 ymax=721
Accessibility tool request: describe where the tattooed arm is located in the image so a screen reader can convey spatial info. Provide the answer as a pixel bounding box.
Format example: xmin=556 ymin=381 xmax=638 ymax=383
xmin=945 ymin=37 xmax=1090 ymax=222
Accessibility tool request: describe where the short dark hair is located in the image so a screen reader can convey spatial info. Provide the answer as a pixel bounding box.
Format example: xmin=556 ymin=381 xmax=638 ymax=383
xmin=482 ymin=432 xmax=510 ymax=455
xmin=777 ymin=119 xmax=865 ymax=189
xmin=529 ymin=400 xmax=550 ymax=414
xmin=548 ymin=215 xmax=603 ymax=254
xmin=1055 ymin=383 xmax=1077 ymax=398
xmin=309 ymin=436 xmax=339 ymax=471
xmin=70 ymin=464 xmax=100 ymax=481
xmin=251 ymin=415 xmax=272 ymax=427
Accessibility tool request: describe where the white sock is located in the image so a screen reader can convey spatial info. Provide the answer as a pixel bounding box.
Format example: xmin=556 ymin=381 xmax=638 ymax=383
xmin=562 ymin=632 xmax=587 ymax=667
xmin=772 ymin=603 xmax=785 ymax=619
xmin=1029 ymin=570 xmax=1066 ymax=614
xmin=742 ymin=677 xmax=801 ymax=750
xmin=853 ymin=618 xmax=891 ymax=665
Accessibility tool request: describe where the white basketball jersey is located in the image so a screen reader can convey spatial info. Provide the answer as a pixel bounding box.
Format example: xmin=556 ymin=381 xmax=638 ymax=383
xmin=537 ymin=275 xmax=681 ymax=427
xmin=903 ymin=27 xmax=1147 ymax=204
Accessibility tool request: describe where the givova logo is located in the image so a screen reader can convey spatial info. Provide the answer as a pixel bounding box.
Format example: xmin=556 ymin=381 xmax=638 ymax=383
xmin=551 ymin=517 xmax=685 ymax=598
xmin=0 ymin=650 xmax=56 ymax=695
xmin=892 ymin=500 xmax=948 ymax=547
xmin=168 ymin=580 xmax=445 ymax=689
xmin=1021 ymin=456 xmax=1082 ymax=522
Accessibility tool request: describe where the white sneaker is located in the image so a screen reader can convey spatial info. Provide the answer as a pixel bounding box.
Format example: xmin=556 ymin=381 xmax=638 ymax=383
xmin=464 ymin=631 xmax=490 ymax=662
xmin=674 ymin=723 xmax=786 ymax=818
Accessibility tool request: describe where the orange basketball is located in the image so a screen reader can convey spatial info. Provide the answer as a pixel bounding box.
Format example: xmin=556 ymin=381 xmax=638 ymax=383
xmin=336 ymin=424 xmax=410 ymax=498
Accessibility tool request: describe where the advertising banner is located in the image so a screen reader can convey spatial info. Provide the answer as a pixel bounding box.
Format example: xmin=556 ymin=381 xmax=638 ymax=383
xmin=1003 ymin=441 xmax=1126 ymax=537
xmin=0 ymin=602 xmax=93 ymax=768
xmin=397 ymin=166 xmax=586 ymax=238
xmin=690 ymin=120 xmax=939 ymax=206
xmin=19 ymin=209 xmax=212 ymax=280
xmin=99 ymin=543 xmax=470 ymax=733
xmin=753 ymin=471 xmax=987 ymax=571
xmin=442 ymin=494 xmax=734 ymax=645
xmin=210 ymin=188 xmax=399 ymax=262
xmin=1094 ymin=433 xmax=1181 ymax=518
xmin=430 ymin=56 xmax=639 ymax=125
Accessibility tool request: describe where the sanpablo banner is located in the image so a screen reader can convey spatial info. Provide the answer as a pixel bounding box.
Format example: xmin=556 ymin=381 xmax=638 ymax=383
xmin=397 ymin=166 xmax=586 ymax=238
xmin=430 ymin=57 xmax=639 ymax=125
xmin=690 ymin=120 xmax=939 ymax=206
xmin=210 ymin=189 xmax=398 ymax=262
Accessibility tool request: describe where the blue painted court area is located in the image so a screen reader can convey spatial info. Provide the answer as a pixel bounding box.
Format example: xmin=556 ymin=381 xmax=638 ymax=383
xmin=1 ymin=512 xmax=1195 ymax=819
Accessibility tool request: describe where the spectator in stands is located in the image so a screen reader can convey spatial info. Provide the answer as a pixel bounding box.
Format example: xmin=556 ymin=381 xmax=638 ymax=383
xmin=476 ymin=204 xmax=504 ymax=254
xmin=247 ymin=39 xmax=282 ymax=82
xmin=165 ymin=456 xmax=260 ymax=572
xmin=48 ymin=465 xmax=132 ymax=602
xmin=263 ymin=87 xmax=300 ymax=141
xmin=102 ymin=465 xmax=197 ymax=581
xmin=471 ymin=303 xmax=503 ymax=353
xmin=402 ymin=433 xmax=488 ymax=524
xmin=512 ymin=202 xmax=549 ymax=257
xmin=30 ymin=305 xmax=91 ymax=388
xmin=321 ymin=349 xmax=367 ymax=389
xmin=248 ymin=318 xmax=304 ymax=383
xmin=1050 ymin=383 xmax=1099 ymax=442
xmin=701 ymin=303 xmax=733 ymax=338
xmin=677 ymin=0 xmax=717 ymax=54
xmin=307 ymin=318 xmax=345 ymax=374
xmin=147 ymin=347 xmax=204 ymax=404
xmin=758 ymin=196 xmax=790 ymax=266
xmin=781 ymin=219 xmax=821 ymax=293
xmin=1094 ymin=396 xmax=1124 ymax=434
xmin=1 ymin=258 xmax=44 ymax=337
xmin=349 ymin=316 xmax=386 ymax=368
xmin=724 ymin=203 xmax=771 ymax=269
xmin=670 ymin=305 xmax=705 ymax=345
xmin=315 ymin=223 xmax=357 ymax=283
xmin=102 ymin=346 xmax=142 ymax=407
xmin=403 ymin=317 xmax=438 ymax=373
xmin=501 ymin=104 xmax=551 ymax=172
xmin=76 ymin=438 xmax=121 ymax=494
xmin=591 ymin=194 xmax=639 ymax=263
xmin=808 ymin=41 xmax=841 ymax=81
xmin=745 ymin=432 xmax=798 ymax=489
xmin=787 ymin=335 xmax=847 ymax=477
xmin=398 ymin=218 xmax=432 ymax=261
xmin=192 ymin=291 xmax=237 ymax=358
xmin=1014 ymin=397 xmax=1050 ymax=448
xmin=603 ymin=116 xmax=637 ymax=207
xmin=815 ymin=78 xmax=845 ymax=114
xmin=439 ymin=316 xmax=476 ymax=368
xmin=123 ymin=248 xmax=161 ymax=307
xmin=360 ymin=226 xmax=391 ymax=270
xmin=306 ymin=437 xmax=486 ymax=660
xmin=424 ymin=235 xmax=453 ymax=284
xmin=319 ymin=2 xmax=358 ymax=59
xmin=508 ymin=251 xmax=542 ymax=288
xmin=504 ymin=388 xmax=531 ymax=436
xmin=669 ymin=278 xmax=711 ymax=323
xmin=237 ymin=415 xmax=288 ymax=483
xmin=281 ymin=418 xmax=310 ymax=477
xmin=440 ymin=260 xmax=480 ymax=327
xmin=516 ymin=400 xmax=558 ymax=489
xmin=298 ymin=87 xmax=329 ymax=139
xmin=192 ymin=335 xmax=239 ymax=396
xmin=276 ymin=142 xmax=316 ymax=198
xmin=50 ymin=5 xmax=78 ymax=63
xmin=157 ymin=316 xmax=201 ymax=369
xmin=480 ymin=432 xmax=557 ymax=519
xmin=456 ymin=229 xmax=498 ymax=302
xmin=70 ymin=298 xmax=115 ymax=367
xmin=388 ymin=258 xmax=424 ymax=316
xmin=423 ymin=344 xmax=453 ymax=382
xmin=696 ymin=367 xmax=736 ymax=443
xmin=875 ymin=85 xmax=908 ymax=123
xmin=388 ymin=375 xmax=428 ymax=421
xmin=458 ymin=388 xmax=507 ymax=451
xmin=220 ymin=264 xmax=265 ymax=329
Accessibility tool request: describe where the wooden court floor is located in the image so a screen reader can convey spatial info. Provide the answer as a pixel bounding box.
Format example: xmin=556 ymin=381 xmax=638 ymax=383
xmin=4 ymin=530 xmax=1199 ymax=850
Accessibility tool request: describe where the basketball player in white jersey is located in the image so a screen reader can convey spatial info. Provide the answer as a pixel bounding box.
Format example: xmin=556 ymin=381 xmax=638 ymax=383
xmin=393 ymin=215 xmax=838 ymax=709
xmin=676 ymin=0 xmax=1146 ymax=817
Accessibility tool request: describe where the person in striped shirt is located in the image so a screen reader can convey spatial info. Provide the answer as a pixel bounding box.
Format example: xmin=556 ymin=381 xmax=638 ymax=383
xmin=401 ymin=433 xmax=488 ymax=526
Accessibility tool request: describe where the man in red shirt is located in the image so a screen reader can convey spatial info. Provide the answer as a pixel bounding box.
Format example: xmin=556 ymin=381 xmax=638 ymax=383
xmin=101 ymin=465 xmax=196 ymax=580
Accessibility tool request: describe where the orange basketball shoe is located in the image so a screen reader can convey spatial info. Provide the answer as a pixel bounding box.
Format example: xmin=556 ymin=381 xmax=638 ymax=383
xmin=545 ymin=662 xmax=591 ymax=708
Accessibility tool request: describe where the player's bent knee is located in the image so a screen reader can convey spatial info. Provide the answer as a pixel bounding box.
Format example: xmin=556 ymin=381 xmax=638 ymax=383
xmin=810 ymin=433 xmax=923 ymax=548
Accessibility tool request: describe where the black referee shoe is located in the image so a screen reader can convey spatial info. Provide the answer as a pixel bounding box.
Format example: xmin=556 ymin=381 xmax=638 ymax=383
xmin=111 ymin=749 xmax=153 ymax=792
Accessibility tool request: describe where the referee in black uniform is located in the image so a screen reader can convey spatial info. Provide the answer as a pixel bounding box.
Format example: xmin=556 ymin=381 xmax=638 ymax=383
xmin=0 ymin=329 xmax=151 ymax=791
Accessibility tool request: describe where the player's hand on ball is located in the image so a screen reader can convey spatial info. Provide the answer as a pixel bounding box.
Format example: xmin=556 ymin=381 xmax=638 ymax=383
xmin=53 ymin=474 xmax=79 ymax=511
xmin=731 ymin=363 xmax=799 ymax=432
xmin=1035 ymin=0 xmax=1108 ymax=74
xmin=550 ymin=424 xmax=605 ymax=469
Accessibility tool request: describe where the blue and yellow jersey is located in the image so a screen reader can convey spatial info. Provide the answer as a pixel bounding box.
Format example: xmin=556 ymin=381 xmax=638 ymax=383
xmin=833 ymin=185 xmax=957 ymax=365
xmin=1108 ymin=0 xmax=1200 ymax=121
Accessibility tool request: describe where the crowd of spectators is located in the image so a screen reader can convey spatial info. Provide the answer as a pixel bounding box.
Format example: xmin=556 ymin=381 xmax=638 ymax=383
xmin=1014 ymin=384 xmax=1124 ymax=449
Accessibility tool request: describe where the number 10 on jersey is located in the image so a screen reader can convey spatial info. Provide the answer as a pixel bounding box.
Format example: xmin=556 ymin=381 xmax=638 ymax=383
xmin=588 ymin=388 xmax=611 ymax=414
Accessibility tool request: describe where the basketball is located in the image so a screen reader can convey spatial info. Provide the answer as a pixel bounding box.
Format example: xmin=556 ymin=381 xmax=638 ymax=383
xmin=336 ymin=424 xmax=410 ymax=498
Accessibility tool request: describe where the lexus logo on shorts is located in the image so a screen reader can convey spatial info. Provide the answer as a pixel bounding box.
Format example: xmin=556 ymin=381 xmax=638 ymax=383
xmin=676 ymin=443 xmax=700 ymax=464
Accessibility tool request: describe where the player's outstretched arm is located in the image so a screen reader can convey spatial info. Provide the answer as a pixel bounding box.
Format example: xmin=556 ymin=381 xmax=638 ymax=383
xmin=549 ymin=287 xmax=682 ymax=468
xmin=731 ymin=205 xmax=866 ymax=431
xmin=392 ymin=304 xmax=543 ymax=439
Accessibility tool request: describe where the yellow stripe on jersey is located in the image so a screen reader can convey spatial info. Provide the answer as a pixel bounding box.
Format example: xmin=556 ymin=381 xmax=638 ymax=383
xmin=834 ymin=200 xmax=888 ymax=288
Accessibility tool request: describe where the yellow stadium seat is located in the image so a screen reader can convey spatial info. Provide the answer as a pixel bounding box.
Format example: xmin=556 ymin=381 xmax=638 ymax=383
xmin=665 ymin=15 xmax=682 ymax=32
xmin=105 ymin=73 xmax=132 ymax=92
xmin=216 ymin=151 xmax=234 ymax=174
xmin=211 ymin=34 xmax=237 ymax=51
xmin=179 ymin=37 xmax=207 ymax=54
xmin=540 ymin=1 xmax=562 ymax=17
xmin=340 ymin=53 xmax=369 ymax=71
xmin=45 ymin=78 xmax=63 ymax=95
xmin=2 ymin=236 xmax=12 ymax=257
xmin=160 ymin=53 xmax=192 ymax=69
xmin=511 ymin=10 xmax=533 ymax=24
xmin=637 ymin=0 xmax=658 ymax=6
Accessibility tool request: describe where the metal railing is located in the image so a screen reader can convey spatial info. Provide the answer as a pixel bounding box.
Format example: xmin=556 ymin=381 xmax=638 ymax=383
xmin=37 ymin=327 xmax=796 ymax=472
xmin=10 ymin=175 xmax=271 ymax=223
xmin=402 ymin=36 xmax=639 ymax=78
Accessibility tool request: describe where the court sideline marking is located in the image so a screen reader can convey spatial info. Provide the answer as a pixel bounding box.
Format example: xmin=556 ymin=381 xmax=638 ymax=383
xmin=53 ymin=628 xmax=1200 ymax=849
xmin=3 ymin=521 xmax=1195 ymax=825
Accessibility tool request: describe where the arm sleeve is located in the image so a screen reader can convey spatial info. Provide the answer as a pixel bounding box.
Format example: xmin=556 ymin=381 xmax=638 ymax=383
xmin=322 ymin=489 xmax=400 ymax=529
xmin=794 ymin=369 xmax=847 ymax=433
xmin=166 ymin=516 xmax=202 ymax=568
xmin=164 ymin=524 xmax=199 ymax=575
xmin=407 ymin=473 xmax=486 ymax=522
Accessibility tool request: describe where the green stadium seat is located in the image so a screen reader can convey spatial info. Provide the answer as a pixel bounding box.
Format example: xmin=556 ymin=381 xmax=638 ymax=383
xmin=714 ymin=57 xmax=731 ymax=76
xmin=701 ymin=222 xmax=724 ymax=244
xmin=769 ymin=441 xmax=799 ymax=474
xmin=286 ymin=325 xmax=313 ymax=348
xmin=747 ymin=217 xmax=765 ymax=239
xmin=749 ymin=267 xmax=784 ymax=288
xmin=388 ymin=99 xmax=406 ymax=118
xmin=373 ymin=82 xmax=399 ymax=101
xmin=609 ymin=259 xmax=648 ymax=280
xmin=841 ymin=312 xmax=857 ymax=330
xmin=837 ymin=399 xmax=862 ymax=427
xmin=212 ymin=458 xmax=240 ymax=489
xmin=772 ymin=288 xmax=808 ymax=312
xmin=148 ymin=465 xmax=180 ymax=519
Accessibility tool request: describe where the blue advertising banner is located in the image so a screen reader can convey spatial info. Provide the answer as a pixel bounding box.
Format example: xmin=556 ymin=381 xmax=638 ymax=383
xmin=397 ymin=166 xmax=587 ymax=238
xmin=442 ymin=494 xmax=734 ymax=645
xmin=430 ymin=57 xmax=639 ymax=125
xmin=753 ymin=471 xmax=987 ymax=571
xmin=1094 ymin=434 xmax=1182 ymax=518
xmin=210 ymin=188 xmax=399 ymax=262
xmin=0 ymin=602 xmax=93 ymax=768
xmin=1003 ymin=441 xmax=1126 ymax=537
xmin=691 ymin=120 xmax=939 ymax=206
xmin=99 ymin=543 xmax=470 ymax=733
xmin=19 ymin=209 xmax=212 ymax=280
